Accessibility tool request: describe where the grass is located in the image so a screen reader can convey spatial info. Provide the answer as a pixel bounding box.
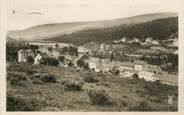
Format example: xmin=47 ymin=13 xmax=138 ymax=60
xmin=6 ymin=62 xmax=178 ymax=111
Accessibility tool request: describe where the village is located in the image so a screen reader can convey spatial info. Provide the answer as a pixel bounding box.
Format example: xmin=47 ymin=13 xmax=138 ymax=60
xmin=15 ymin=36 xmax=178 ymax=86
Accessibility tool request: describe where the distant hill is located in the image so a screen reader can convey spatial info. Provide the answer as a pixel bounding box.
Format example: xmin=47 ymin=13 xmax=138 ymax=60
xmin=46 ymin=17 xmax=178 ymax=45
xmin=7 ymin=12 xmax=177 ymax=42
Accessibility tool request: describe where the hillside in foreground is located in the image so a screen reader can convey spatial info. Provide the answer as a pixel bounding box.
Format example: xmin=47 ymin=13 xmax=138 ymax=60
xmin=7 ymin=62 xmax=177 ymax=111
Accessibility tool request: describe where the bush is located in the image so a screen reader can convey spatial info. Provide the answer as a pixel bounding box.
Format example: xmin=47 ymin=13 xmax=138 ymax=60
xmin=27 ymin=56 xmax=34 ymax=63
xmin=8 ymin=74 xmax=27 ymax=86
xmin=11 ymin=73 xmax=27 ymax=81
xmin=114 ymin=70 xmax=120 ymax=75
xmin=7 ymin=96 xmax=38 ymax=111
xmin=83 ymin=75 xmax=98 ymax=83
xmin=41 ymin=74 xmax=57 ymax=83
xmin=10 ymin=79 xmax=24 ymax=86
xmin=63 ymin=80 xmax=83 ymax=91
xmin=87 ymin=89 xmax=112 ymax=106
xmin=42 ymin=57 xmax=59 ymax=66
xmin=58 ymin=56 xmax=65 ymax=62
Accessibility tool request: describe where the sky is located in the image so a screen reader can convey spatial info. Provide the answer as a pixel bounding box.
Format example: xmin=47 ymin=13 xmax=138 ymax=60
xmin=7 ymin=0 xmax=179 ymax=30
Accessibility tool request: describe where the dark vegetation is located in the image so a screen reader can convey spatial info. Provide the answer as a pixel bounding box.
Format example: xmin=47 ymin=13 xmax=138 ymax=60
xmin=7 ymin=96 xmax=39 ymax=111
xmin=87 ymin=89 xmax=113 ymax=106
xmin=62 ymin=80 xmax=83 ymax=91
xmin=140 ymin=53 xmax=178 ymax=73
xmin=41 ymin=57 xmax=59 ymax=66
xmin=47 ymin=17 xmax=178 ymax=45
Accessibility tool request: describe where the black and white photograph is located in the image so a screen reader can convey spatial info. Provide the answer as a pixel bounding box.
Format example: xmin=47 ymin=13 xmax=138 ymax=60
xmin=3 ymin=0 xmax=181 ymax=112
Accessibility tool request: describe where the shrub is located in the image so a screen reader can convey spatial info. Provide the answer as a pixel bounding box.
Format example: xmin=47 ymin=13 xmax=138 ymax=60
xmin=8 ymin=74 xmax=27 ymax=86
xmin=114 ymin=70 xmax=120 ymax=75
xmin=63 ymin=80 xmax=83 ymax=91
xmin=83 ymin=75 xmax=98 ymax=83
xmin=58 ymin=56 xmax=65 ymax=62
xmin=13 ymin=74 xmax=27 ymax=81
xmin=132 ymin=73 xmax=139 ymax=79
xmin=87 ymin=89 xmax=112 ymax=106
xmin=7 ymin=96 xmax=38 ymax=111
xmin=43 ymin=57 xmax=59 ymax=66
xmin=10 ymin=79 xmax=24 ymax=86
xmin=27 ymin=56 xmax=34 ymax=64
xmin=41 ymin=74 xmax=57 ymax=83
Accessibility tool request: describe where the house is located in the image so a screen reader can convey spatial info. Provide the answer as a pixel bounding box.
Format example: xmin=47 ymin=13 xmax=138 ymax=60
xmin=18 ymin=49 xmax=34 ymax=63
xmin=64 ymin=55 xmax=77 ymax=66
xmin=97 ymin=59 xmax=115 ymax=73
xmin=145 ymin=38 xmax=153 ymax=44
xmin=120 ymin=70 xmax=138 ymax=79
xmin=138 ymin=71 xmax=159 ymax=82
xmin=34 ymin=53 xmax=49 ymax=64
xmin=120 ymin=37 xmax=126 ymax=43
xmin=100 ymin=43 xmax=111 ymax=52
xmin=118 ymin=62 xmax=134 ymax=71
xmin=27 ymin=41 xmax=74 ymax=54
xmin=134 ymin=61 xmax=146 ymax=71
xmin=133 ymin=38 xmax=140 ymax=43
xmin=152 ymin=40 xmax=160 ymax=45
xmin=84 ymin=57 xmax=115 ymax=73
xmin=124 ymin=53 xmax=143 ymax=59
xmin=52 ymin=50 xmax=60 ymax=58
xmin=135 ymin=49 xmax=160 ymax=56
xmin=150 ymin=46 xmax=167 ymax=52
xmin=74 ymin=54 xmax=86 ymax=67
xmin=78 ymin=46 xmax=90 ymax=54
xmin=34 ymin=53 xmax=43 ymax=64
xmin=113 ymin=40 xmax=120 ymax=44
xmin=144 ymin=64 xmax=161 ymax=73
xmin=84 ymin=57 xmax=100 ymax=72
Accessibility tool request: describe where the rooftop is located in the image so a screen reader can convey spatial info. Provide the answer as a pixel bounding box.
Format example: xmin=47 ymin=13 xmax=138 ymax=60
xmin=136 ymin=49 xmax=160 ymax=55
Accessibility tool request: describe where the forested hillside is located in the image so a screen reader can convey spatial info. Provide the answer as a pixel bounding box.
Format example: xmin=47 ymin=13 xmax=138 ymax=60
xmin=47 ymin=17 xmax=178 ymax=45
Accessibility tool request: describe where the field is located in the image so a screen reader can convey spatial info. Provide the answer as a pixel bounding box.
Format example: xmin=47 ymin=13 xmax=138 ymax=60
xmin=6 ymin=62 xmax=178 ymax=111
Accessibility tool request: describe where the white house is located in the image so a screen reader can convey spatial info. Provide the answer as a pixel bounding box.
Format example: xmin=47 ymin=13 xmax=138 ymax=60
xmin=84 ymin=57 xmax=114 ymax=73
xmin=152 ymin=40 xmax=159 ymax=45
xmin=53 ymin=50 xmax=60 ymax=58
xmin=134 ymin=61 xmax=145 ymax=71
xmin=113 ymin=40 xmax=120 ymax=44
xmin=100 ymin=43 xmax=111 ymax=52
xmin=18 ymin=49 xmax=34 ymax=63
xmin=34 ymin=53 xmax=43 ymax=64
xmin=145 ymin=38 xmax=153 ymax=44
xmin=78 ymin=46 xmax=90 ymax=54
xmin=133 ymin=38 xmax=140 ymax=43
xmin=120 ymin=37 xmax=126 ymax=43
xmin=120 ymin=70 xmax=137 ymax=79
xmin=138 ymin=71 xmax=159 ymax=82
xmin=144 ymin=64 xmax=161 ymax=73
xmin=118 ymin=62 xmax=134 ymax=71
xmin=88 ymin=59 xmax=100 ymax=72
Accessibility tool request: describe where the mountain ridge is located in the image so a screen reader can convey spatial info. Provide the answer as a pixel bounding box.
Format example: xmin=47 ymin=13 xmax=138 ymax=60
xmin=7 ymin=12 xmax=177 ymax=41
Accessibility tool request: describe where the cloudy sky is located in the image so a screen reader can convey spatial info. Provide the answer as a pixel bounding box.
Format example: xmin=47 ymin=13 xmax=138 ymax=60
xmin=7 ymin=0 xmax=179 ymax=30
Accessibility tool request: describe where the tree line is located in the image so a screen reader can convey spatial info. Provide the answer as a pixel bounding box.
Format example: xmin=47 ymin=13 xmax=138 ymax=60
xmin=48 ymin=17 xmax=178 ymax=45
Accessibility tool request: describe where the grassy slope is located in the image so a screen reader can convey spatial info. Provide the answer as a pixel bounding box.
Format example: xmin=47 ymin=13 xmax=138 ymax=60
xmin=7 ymin=62 xmax=178 ymax=111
